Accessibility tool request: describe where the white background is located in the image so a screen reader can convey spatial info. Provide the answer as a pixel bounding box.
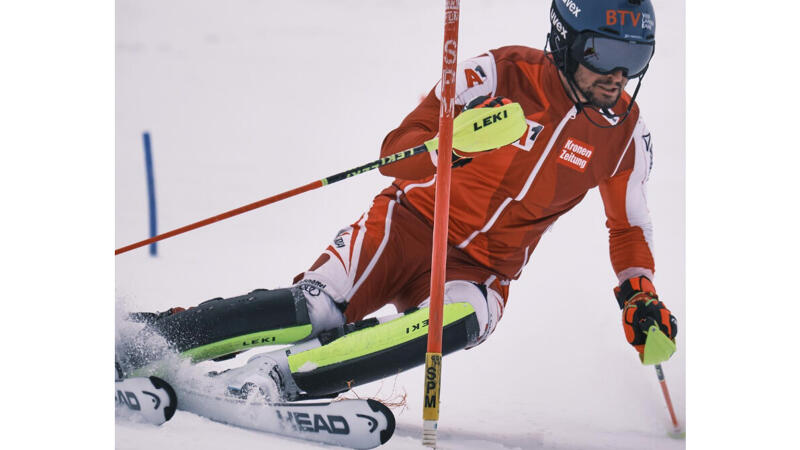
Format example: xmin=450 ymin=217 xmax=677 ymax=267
xmin=2 ymin=0 xmax=798 ymax=449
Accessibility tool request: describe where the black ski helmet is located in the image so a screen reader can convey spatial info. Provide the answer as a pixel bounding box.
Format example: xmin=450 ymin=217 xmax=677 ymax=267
xmin=548 ymin=0 xmax=656 ymax=78
xmin=547 ymin=0 xmax=656 ymax=127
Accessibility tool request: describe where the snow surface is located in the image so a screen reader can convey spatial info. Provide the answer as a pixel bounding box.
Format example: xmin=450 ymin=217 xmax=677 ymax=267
xmin=116 ymin=1 xmax=685 ymax=448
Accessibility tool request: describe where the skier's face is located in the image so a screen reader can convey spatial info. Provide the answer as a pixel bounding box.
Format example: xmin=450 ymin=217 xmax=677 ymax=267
xmin=573 ymin=64 xmax=628 ymax=109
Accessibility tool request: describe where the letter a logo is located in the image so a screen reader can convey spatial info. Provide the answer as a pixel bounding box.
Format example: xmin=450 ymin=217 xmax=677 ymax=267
xmin=464 ymin=68 xmax=483 ymax=88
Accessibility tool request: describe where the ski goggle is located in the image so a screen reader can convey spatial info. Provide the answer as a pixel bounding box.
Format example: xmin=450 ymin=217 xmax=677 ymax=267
xmin=571 ymin=33 xmax=655 ymax=78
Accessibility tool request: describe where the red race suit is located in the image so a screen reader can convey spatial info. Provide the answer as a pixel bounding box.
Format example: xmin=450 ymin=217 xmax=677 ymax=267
xmin=298 ymin=46 xmax=655 ymax=325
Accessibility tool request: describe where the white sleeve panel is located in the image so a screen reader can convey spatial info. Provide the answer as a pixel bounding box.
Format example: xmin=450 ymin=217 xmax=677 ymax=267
xmin=616 ymin=267 xmax=655 ymax=284
xmin=625 ymin=117 xmax=655 ymax=252
xmin=434 ymin=54 xmax=497 ymax=106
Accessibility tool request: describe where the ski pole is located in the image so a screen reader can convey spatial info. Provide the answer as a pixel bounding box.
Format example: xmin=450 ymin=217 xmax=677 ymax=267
xmin=115 ymin=102 xmax=526 ymax=255
xmin=655 ymin=363 xmax=684 ymax=437
xmin=114 ymin=146 xmax=426 ymax=255
xmin=639 ymin=319 xmax=683 ymax=436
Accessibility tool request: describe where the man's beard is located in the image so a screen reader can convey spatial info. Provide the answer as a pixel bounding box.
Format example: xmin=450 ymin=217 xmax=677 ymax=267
xmin=582 ymin=82 xmax=623 ymax=109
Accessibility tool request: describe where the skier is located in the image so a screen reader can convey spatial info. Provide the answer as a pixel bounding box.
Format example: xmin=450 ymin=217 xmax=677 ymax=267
xmin=124 ymin=0 xmax=678 ymax=403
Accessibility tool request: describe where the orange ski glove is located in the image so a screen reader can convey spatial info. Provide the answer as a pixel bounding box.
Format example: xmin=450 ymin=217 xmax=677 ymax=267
xmin=614 ymin=276 xmax=677 ymax=355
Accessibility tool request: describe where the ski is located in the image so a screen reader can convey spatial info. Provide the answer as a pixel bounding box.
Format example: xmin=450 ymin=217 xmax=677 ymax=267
xmin=175 ymin=379 xmax=395 ymax=449
xmin=117 ymin=316 xmax=395 ymax=447
xmin=115 ymin=376 xmax=178 ymax=426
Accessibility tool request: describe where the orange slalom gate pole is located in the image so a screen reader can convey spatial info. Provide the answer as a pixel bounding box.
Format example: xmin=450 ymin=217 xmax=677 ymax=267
xmin=422 ymin=1 xmax=459 ymax=447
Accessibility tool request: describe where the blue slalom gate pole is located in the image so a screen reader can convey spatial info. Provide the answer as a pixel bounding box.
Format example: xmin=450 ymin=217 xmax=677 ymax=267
xmin=142 ymin=132 xmax=158 ymax=256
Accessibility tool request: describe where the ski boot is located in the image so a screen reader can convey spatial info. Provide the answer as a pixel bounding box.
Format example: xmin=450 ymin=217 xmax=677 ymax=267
xmin=209 ymin=353 xmax=303 ymax=403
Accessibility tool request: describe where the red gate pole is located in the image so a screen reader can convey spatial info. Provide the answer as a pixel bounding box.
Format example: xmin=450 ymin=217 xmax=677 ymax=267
xmin=422 ymin=1 xmax=460 ymax=447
